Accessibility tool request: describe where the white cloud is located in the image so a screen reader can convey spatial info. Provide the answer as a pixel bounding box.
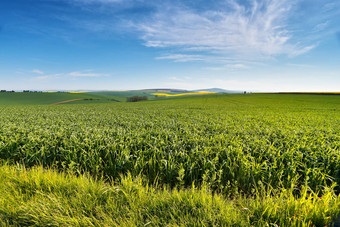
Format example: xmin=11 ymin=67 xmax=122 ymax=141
xmin=30 ymin=70 xmax=105 ymax=81
xmin=137 ymin=0 xmax=316 ymax=61
xmin=51 ymin=0 xmax=338 ymax=65
xmin=156 ymin=54 xmax=204 ymax=62
xmin=231 ymin=64 xmax=248 ymax=69
xmin=33 ymin=76 xmax=49 ymax=80
xmin=30 ymin=73 xmax=62 ymax=81
xmin=32 ymin=69 xmax=44 ymax=74
xmin=67 ymin=71 xmax=102 ymax=77
xmin=206 ymin=63 xmax=249 ymax=71
xmin=313 ymin=21 xmax=329 ymax=33
xmin=287 ymin=44 xmax=316 ymax=57
xmin=168 ymin=76 xmax=183 ymax=81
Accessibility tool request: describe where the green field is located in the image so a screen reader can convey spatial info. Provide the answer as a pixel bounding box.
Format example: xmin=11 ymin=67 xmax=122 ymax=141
xmin=0 ymin=92 xmax=125 ymax=105
xmin=0 ymin=89 xmax=207 ymax=105
xmin=0 ymin=94 xmax=340 ymax=226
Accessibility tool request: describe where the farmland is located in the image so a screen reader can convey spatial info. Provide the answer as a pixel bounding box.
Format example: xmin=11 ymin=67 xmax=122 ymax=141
xmin=152 ymin=91 xmax=217 ymax=96
xmin=0 ymin=92 xmax=123 ymax=105
xmin=0 ymin=94 xmax=340 ymax=226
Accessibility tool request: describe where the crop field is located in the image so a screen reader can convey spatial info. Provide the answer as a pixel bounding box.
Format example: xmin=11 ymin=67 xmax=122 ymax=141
xmin=152 ymin=91 xmax=217 ymax=96
xmin=0 ymin=94 xmax=340 ymax=226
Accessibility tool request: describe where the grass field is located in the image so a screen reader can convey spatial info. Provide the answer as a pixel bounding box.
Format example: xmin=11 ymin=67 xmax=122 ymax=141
xmin=0 ymin=94 xmax=339 ymax=226
xmin=0 ymin=92 xmax=126 ymax=105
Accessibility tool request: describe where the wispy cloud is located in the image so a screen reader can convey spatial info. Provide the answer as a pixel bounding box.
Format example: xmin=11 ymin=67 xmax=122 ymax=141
xmin=313 ymin=21 xmax=329 ymax=33
xmin=32 ymin=76 xmax=49 ymax=80
xmin=156 ymin=54 xmax=204 ymax=62
xmin=30 ymin=73 xmax=62 ymax=81
xmin=134 ymin=0 xmax=332 ymax=63
xmin=67 ymin=71 xmax=103 ymax=77
xmin=138 ymin=1 xmax=296 ymax=58
xmin=41 ymin=0 xmax=340 ymax=65
xmin=206 ymin=64 xmax=249 ymax=71
xmin=32 ymin=69 xmax=44 ymax=74
xmin=168 ymin=76 xmax=183 ymax=81
xmin=30 ymin=70 xmax=105 ymax=81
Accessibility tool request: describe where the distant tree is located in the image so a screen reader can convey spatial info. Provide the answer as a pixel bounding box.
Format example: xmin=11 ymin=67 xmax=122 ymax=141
xmin=127 ymin=96 xmax=148 ymax=102
xmin=23 ymin=90 xmax=30 ymax=92
xmin=0 ymin=90 xmax=6 ymax=92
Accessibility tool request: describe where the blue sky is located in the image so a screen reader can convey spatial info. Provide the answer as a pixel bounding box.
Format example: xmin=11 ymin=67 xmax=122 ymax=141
xmin=1 ymin=0 xmax=340 ymax=91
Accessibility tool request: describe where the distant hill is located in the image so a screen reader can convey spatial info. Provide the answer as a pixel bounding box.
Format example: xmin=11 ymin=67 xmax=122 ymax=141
xmin=93 ymin=88 xmax=239 ymax=95
xmin=139 ymin=88 xmax=240 ymax=94
xmin=0 ymin=88 xmax=239 ymax=105
xmin=141 ymin=89 xmax=187 ymax=93
xmin=191 ymin=88 xmax=241 ymax=93
xmin=90 ymin=88 xmax=224 ymax=99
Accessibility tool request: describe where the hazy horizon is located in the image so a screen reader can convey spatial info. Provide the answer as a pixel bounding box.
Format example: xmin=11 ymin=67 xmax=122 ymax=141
xmin=1 ymin=0 xmax=340 ymax=92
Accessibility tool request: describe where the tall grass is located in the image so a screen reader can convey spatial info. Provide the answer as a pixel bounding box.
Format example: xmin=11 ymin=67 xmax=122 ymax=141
xmin=0 ymin=164 xmax=339 ymax=226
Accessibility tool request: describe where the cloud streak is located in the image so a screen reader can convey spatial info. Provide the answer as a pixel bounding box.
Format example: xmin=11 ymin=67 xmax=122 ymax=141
xmin=68 ymin=71 xmax=103 ymax=77
xmin=156 ymin=54 xmax=204 ymax=62
xmin=32 ymin=69 xmax=44 ymax=74
xmin=32 ymin=76 xmax=50 ymax=80
xmin=30 ymin=70 xmax=105 ymax=81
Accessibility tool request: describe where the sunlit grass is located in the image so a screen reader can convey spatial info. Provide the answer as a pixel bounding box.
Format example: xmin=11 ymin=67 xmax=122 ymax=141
xmin=0 ymin=164 xmax=339 ymax=226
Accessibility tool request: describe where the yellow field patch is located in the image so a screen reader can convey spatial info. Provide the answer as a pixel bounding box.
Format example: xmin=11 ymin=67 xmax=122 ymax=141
xmin=152 ymin=91 xmax=217 ymax=97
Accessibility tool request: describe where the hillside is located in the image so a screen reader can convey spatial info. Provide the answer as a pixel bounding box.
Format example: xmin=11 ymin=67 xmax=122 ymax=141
xmin=0 ymin=88 xmax=230 ymax=105
xmin=192 ymin=88 xmax=242 ymax=93
xmin=0 ymin=92 xmax=122 ymax=105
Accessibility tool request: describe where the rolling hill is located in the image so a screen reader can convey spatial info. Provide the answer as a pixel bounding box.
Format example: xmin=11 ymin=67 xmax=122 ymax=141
xmin=0 ymin=88 xmax=238 ymax=105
